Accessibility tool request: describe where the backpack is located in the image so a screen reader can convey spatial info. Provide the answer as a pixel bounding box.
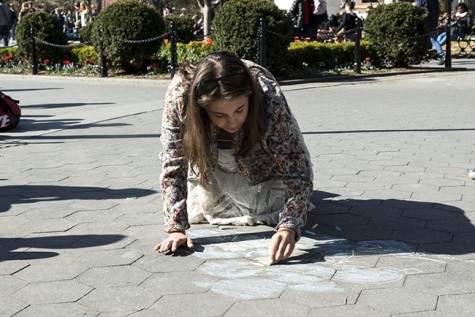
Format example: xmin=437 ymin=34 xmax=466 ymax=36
xmin=0 ymin=91 xmax=21 ymax=131
xmin=314 ymin=0 xmax=327 ymax=16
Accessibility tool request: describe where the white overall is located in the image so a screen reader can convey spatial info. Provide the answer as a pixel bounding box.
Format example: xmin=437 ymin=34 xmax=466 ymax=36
xmin=187 ymin=148 xmax=287 ymax=226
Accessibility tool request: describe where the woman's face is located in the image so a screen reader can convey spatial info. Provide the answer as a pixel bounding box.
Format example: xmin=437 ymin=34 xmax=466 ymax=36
xmin=205 ymin=95 xmax=249 ymax=134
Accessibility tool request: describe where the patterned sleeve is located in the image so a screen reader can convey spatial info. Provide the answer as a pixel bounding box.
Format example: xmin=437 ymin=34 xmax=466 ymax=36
xmin=159 ymin=74 xmax=191 ymax=233
xmin=257 ymin=72 xmax=314 ymax=239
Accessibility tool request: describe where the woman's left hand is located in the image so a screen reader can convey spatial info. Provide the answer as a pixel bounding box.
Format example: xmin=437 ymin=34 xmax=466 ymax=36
xmin=268 ymin=227 xmax=296 ymax=264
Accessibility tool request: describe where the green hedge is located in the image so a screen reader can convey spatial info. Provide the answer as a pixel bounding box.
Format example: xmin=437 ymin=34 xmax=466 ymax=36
xmin=287 ymin=40 xmax=379 ymax=69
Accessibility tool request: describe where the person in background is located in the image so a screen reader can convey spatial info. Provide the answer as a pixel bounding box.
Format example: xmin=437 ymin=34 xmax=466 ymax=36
xmin=79 ymin=1 xmax=90 ymax=27
xmin=289 ymin=0 xmax=317 ymax=40
xmin=155 ymin=51 xmax=314 ymax=264
xmin=436 ymin=3 xmax=472 ymax=46
xmin=0 ymin=0 xmax=11 ymax=47
xmin=8 ymin=3 xmax=17 ymax=45
xmin=415 ymin=0 xmax=445 ymax=65
xmin=334 ymin=1 xmax=358 ymax=42
xmin=18 ymin=2 xmax=30 ymax=21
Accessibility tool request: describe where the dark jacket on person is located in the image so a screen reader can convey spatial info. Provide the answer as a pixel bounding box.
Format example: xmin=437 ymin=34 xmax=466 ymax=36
xmin=289 ymin=0 xmax=315 ymax=30
xmin=416 ymin=0 xmax=439 ymax=30
xmin=334 ymin=11 xmax=357 ymax=34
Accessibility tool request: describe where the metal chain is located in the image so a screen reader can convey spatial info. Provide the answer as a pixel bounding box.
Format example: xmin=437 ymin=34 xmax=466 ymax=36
xmin=33 ymin=36 xmax=71 ymax=49
xmin=119 ymin=31 xmax=172 ymax=44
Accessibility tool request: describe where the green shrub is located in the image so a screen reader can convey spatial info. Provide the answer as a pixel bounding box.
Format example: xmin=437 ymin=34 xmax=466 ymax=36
xmin=90 ymin=0 xmax=165 ymax=71
xmin=287 ymin=40 xmax=379 ymax=69
xmin=71 ymin=45 xmax=99 ymax=66
xmin=164 ymin=15 xmax=195 ymax=43
xmin=158 ymin=38 xmax=214 ymax=66
xmin=364 ymin=3 xmax=431 ymax=67
xmin=15 ymin=12 xmax=69 ymax=64
xmin=211 ymin=0 xmax=293 ymax=73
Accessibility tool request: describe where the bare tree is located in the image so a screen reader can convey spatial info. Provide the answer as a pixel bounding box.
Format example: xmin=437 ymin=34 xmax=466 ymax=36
xmin=196 ymin=0 xmax=221 ymax=38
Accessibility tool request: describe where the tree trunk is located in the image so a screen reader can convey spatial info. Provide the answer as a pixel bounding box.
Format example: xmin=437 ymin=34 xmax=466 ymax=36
xmin=197 ymin=0 xmax=220 ymax=38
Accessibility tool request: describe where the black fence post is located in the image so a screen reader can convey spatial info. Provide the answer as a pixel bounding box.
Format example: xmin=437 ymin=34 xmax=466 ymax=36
xmin=99 ymin=27 xmax=108 ymax=77
xmin=445 ymin=0 xmax=452 ymax=68
xmin=257 ymin=17 xmax=266 ymax=67
xmin=354 ymin=18 xmax=361 ymax=74
xmin=30 ymin=27 xmax=38 ymax=75
xmin=170 ymin=21 xmax=178 ymax=78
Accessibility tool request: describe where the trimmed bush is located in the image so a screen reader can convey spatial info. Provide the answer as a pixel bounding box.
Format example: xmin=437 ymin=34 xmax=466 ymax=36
xmin=15 ymin=12 xmax=69 ymax=64
xmin=287 ymin=40 xmax=379 ymax=69
xmin=211 ymin=0 xmax=293 ymax=73
xmin=164 ymin=15 xmax=195 ymax=43
xmin=90 ymin=0 xmax=165 ymax=71
xmin=364 ymin=3 xmax=431 ymax=67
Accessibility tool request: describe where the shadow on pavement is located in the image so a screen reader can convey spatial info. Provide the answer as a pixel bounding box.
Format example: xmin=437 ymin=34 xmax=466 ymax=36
xmin=0 ymin=185 xmax=157 ymax=213
xmin=0 ymin=234 xmax=126 ymax=262
xmin=21 ymin=102 xmax=115 ymax=109
xmin=308 ymin=190 xmax=475 ymax=256
xmin=169 ymin=189 xmax=475 ymax=260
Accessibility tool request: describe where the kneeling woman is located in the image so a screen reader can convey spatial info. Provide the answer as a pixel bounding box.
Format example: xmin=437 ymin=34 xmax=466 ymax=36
xmin=155 ymin=52 xmax=313 ymax=263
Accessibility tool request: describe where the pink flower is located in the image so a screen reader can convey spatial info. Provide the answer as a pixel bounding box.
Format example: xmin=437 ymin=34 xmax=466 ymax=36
xmin=164 ymin=39 xmax=169 ymax=45
xmin=43 ymin=59 xmax=50 ymax=65
xmin=204 ymin=38 xmax=213 ymax=45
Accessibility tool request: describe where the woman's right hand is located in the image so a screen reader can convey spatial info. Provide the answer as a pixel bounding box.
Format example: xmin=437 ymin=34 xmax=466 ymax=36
xmin=154 ymin=232 xmax=194 ymax=253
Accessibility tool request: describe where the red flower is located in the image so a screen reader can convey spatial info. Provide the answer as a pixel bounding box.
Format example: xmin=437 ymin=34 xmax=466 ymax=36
xmin=64 ymin=60 xmax=70 ymax=65
xmin=150 ymin=63 xmax=159 ymax=69
xmin=204 ymin=38 xmax=213 ymax=45
xmin=85 ymin=58 xmax=90 ymax=64
xmin=43 ymin=59 xmax=50 ymax=65
xmin=90 ymin=57 xmax=95 ymax=63
xmin=4 ymin=55 xmax=13 ymax=62
xmin=164 ymin=39 xmax=169 ymax=45
xmin=364 ymin=56 xmax=371 ymax=63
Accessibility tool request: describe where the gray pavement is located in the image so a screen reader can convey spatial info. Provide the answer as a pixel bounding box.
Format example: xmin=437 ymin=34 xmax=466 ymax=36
xmin=1 ymin=59 xmax=475 ymax=316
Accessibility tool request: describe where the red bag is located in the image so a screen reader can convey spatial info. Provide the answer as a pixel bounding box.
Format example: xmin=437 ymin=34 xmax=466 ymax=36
xmin=0 ymin=91 xmax=21 ymax=131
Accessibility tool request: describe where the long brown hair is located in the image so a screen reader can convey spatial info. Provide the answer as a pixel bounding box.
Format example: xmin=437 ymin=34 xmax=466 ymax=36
xmin=181 ymin=52 xmax=267 ymax=185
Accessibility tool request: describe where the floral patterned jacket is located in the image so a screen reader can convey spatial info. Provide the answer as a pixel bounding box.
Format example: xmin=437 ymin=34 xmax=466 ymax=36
xmin=160 ymin=60 xmax=313 ymax=238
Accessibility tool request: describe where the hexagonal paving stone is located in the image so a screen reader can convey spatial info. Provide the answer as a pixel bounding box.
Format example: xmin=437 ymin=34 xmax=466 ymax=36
xmin=227 ymin=298 xmax=311 ymax=317
xmin=13 ymin=262 xmax=89 ymax=283
xmin=0 ymin=296 xmax=28 ymax=317
xmin=375 ymin=254 xmax=446 ymax=275
xmin=391 ymin=228 xmax=453 ymax=245
xmin=437 ymin=293 xmax=475 ymax=314
xmin=12 ymin=280 xmax=92 ymax=305
xmin=14 ymin=303 xmax=97 ymax=317
xmin=357 ymin=287 xmax=437 ymax=313
xmin=211 ymin=277 xmax=286 ymax=300
xmin=79 ymin=286 xmax=159 ymax=312
xmin=75 ymin=249 xmax=143 ymax=267
xmin=76 ymin=266 xmax=151 ymax=288
xmin=132 ymin=292 xmax=234 ymax=317
xmin=141 ymin=271 xmax=218 ymax=295
xmin=0 ymin=260 xmax=30 ymax=275
xmin=0 ymin=275 xmax=29 ymax=295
